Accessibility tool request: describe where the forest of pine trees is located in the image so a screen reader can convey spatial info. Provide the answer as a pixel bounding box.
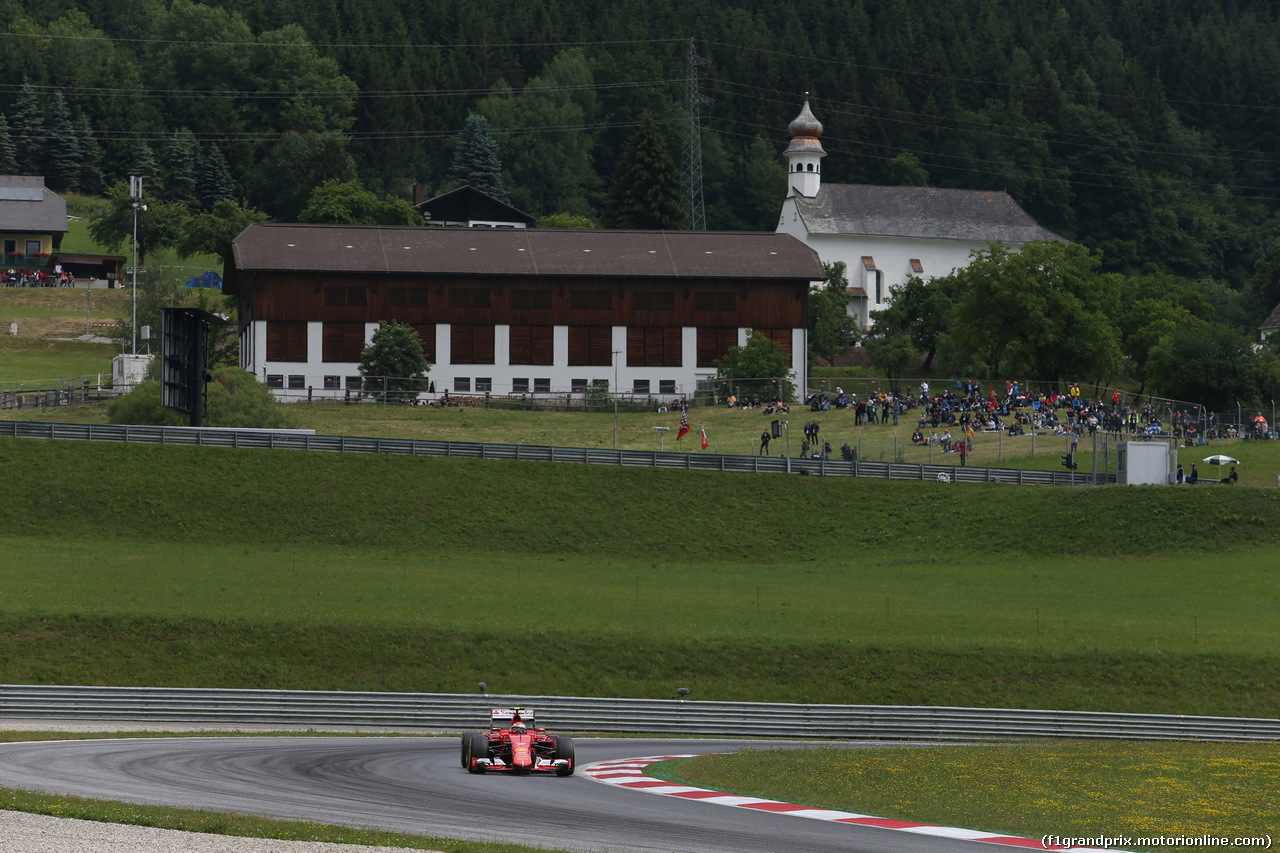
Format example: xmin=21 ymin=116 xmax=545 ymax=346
xmin=4 ymin=0 xmax=1280 ymax=327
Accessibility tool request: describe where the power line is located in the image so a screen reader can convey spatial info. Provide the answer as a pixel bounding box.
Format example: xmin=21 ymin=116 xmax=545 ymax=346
xmin=0 ymin=78 xmax=680 ymax=101
xmin=0 ymin=31 xmax=686 ymax=50
xmin=697 ymin=38 xmax=1280 ymax=114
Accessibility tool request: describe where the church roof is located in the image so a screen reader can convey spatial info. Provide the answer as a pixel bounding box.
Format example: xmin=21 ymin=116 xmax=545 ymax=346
xmin=1260 ymin=300 xmax=1280 ymax=336
xmin=785 ymin=99 xmax=826 ymax=157
xmin=791 ymin=184 xmax=1063 ymax=244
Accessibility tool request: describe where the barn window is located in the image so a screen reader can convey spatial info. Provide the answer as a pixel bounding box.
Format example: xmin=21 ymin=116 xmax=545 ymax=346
xmin=450 ymin=288 xmax=491 ymax=309
xmin=510 ymin=288 xmax=552 ymax=310
xmin=325 ymin=286 xmax=367 ymax=307
xmin=570 ymin=289 xmax=612 ymax=310
xmin=633 ymin=290 xmax=675 ymax=311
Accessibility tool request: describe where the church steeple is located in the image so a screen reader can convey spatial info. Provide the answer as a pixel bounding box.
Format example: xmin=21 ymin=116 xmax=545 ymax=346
xmin=784 ymin=95 xmax=826 ymax=198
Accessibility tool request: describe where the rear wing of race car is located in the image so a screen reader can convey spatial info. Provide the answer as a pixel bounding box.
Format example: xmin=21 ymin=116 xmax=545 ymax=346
xmin=490 ymin=707 xmax=538 ymax=731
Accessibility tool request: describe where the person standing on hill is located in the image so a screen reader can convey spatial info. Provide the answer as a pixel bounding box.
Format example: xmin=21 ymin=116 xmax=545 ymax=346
xmin=759 ymin=430 xmax=770 ymax=456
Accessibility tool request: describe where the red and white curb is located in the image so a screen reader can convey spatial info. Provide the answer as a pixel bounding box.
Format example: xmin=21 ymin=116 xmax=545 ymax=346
xmin=583 ymin=755 xmax=1111 ymax=851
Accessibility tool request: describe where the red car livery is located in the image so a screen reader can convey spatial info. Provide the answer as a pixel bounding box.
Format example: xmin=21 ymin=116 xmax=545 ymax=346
xmin=460 ymin=708 xmax=575 ymax=776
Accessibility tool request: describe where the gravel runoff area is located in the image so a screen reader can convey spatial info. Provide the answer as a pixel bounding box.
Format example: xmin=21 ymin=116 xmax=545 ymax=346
xmin=0 ymin=811 xmax=435 ymax=853
xmin=0 ymin=720 xmax=444 ymax=853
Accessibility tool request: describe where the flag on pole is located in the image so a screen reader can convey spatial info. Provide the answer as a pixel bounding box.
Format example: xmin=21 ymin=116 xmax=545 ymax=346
xmin=677 ymin=406 xmax=689 ymax=440
xmin=700 ymin=426 xmax=709 ymax=449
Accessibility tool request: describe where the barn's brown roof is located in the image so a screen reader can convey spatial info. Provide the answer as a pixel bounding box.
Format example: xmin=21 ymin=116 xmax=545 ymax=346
xmin=226 ymin=224 xmax=823 ymax=292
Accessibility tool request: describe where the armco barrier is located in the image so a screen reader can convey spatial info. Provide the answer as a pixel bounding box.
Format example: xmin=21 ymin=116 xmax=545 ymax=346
xmin=0 ymin=421 xmax=1115 ymax=484
xmin=1 ymin=686 xmax=1275 ymax=742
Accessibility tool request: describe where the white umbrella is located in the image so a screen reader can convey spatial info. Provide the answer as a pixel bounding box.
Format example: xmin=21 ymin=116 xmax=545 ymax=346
xmin=1202 ymin=455 xmax=1239 ymax=465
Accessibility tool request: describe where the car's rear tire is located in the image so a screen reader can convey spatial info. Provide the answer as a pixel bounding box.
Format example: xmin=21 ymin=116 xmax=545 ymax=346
xmin=552 ymin=735 xmax=575 ymax=776
xmin=466 ymin=733 xmax=489 ymax=774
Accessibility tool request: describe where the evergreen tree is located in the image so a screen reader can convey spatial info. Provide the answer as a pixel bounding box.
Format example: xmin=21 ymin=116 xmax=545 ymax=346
xmin=130 ymin=141 xmax=160 ymax=184
xmin=162 ymin=129 xmax=199 ymax=206
xmin=604 ymin=113 xmax=682 ymax=229
xmin=445 ymin=114 xmax=509 ymax=203
xmin=0 ymin=115 xmax=17 ymax=175
xmin=74 ymin=114 xmax=104 ymax=195
xmin=45 ymin=92 xmax=82 ymax=192
xmin=196 ymin=142 xmax=237 ymax=210
xmin=10 ymin=79 xmax=44 ymax=175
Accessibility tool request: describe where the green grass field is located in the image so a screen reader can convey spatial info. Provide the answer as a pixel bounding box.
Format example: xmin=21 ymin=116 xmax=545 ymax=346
xmin=2 ymin=437 xmax=1279 ymax=715
xmin=661 ymin=742 xmax=1280 ymax=853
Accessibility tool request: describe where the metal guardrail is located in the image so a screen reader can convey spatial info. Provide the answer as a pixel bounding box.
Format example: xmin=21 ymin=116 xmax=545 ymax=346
xmin=0 ymin=421 xmax=1115 ymax=484
xmin=0 ymin=686 xmax=1274 ymax=742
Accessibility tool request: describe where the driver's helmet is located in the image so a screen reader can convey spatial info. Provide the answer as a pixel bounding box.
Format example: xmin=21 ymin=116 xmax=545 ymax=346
xmin=511 ymin=722 xmax=526 ymax=735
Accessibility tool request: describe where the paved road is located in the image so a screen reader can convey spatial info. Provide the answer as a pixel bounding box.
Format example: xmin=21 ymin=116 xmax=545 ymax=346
xmin=0 ymin=736 xmax=991 ymax=853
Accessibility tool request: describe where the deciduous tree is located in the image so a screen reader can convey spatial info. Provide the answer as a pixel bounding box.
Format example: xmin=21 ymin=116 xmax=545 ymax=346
xmin=808 ymin=261 xmax=857 ymax=366
xmin=359 ymin=320 xmax=431 ymax=402
xmin=178 ymin=199 xmax=269 ymax=259
xmin=299 ymin=179 xmax=419 ymax=226
xmin=714 ymin=330 xmax=796 ymax=402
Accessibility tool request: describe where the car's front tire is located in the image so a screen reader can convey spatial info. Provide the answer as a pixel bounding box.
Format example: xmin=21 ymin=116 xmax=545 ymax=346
xmin=552 ymin=735 xmax=575 ymax=776
xmin=460 ymin=732 xmax=479 ymax=768
xmin=465 ymin=733 xmax=489 ymax=773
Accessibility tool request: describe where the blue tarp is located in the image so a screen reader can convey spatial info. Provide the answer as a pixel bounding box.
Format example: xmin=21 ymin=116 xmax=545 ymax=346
xmin=184 ymin=270 xmax=222 ymax=289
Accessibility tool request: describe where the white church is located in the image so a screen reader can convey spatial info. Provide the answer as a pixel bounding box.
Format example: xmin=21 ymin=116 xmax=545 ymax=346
xmin=775 ymin=99 xmax=1064 ymax=330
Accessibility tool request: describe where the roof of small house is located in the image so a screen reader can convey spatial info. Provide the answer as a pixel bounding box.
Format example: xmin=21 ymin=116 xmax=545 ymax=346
xmin=0 ymin=176 xmax=67 ymax=235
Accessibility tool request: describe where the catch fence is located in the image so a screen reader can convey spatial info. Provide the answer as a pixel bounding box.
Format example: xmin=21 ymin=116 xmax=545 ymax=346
xmin=0 ymin=420 xmax=1115 ymax=484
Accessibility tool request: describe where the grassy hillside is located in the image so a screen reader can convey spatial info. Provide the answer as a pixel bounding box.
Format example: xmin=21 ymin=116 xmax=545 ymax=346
xmin=1 ymin=437 xmax=1278 ymax=716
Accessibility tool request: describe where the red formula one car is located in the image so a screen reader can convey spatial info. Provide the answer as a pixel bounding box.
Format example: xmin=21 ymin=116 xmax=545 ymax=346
xmin=460 ymin=708 xmax=575 ymax=776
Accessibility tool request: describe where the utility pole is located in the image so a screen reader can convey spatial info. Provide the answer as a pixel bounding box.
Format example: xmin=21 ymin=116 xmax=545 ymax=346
xmin=129 ymin=176 xmax=143 ymax=355
xmin=679 ymin=38 xmax=710 ymax=232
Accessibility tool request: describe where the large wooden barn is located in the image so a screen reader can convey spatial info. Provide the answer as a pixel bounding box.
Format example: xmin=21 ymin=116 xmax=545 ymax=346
xmin=223 ymin=224 xmax=823 ymax=401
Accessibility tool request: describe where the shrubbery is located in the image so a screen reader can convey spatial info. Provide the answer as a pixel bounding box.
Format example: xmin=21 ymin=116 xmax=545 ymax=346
xmin=107 ymin=366 xmax=299 ymax=429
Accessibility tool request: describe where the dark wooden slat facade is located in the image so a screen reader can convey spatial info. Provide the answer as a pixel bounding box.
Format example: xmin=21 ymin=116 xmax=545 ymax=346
xmin=266 ymin=321 xmax=307 ymax=362
xmin=627 ymin=327 xmax=683 ymax=367
xmin=322 ymin=323 xmax=366 ymax=363
xmin=697 ymin=327 xmax=739 ymax=368
xmin=567 ymin=326 xmax=613 ymax=366
xmin=450 ymin=324 xmax=496 ymax=364
xmin=235 ymin=272 xmax=806 ymax=331
xmin=509 ymin=325 xmax=554 ymax=365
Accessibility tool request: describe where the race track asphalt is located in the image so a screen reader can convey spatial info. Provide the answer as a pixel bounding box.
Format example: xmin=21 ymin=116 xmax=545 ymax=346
xmin=0 ymin=736 xmax=996 ymax=853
